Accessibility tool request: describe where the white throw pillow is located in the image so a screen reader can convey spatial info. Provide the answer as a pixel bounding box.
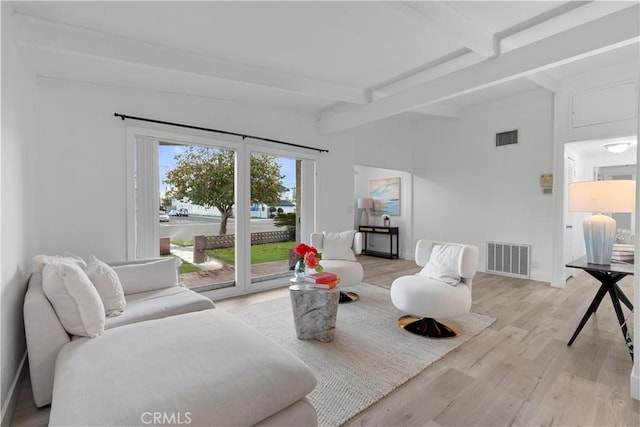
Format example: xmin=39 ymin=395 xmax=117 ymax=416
xmin=33 ymin=254 xmax=86 ymax=273
xmin=85 ymin=255 xmax=126 ymax=317
xmin=418 ymin=244 xmax=462 ymax=285
xmin=112 ymin=257 xmax=180 ymax=295
xmin=42 ymin=262 xmax=105 ymax=337
xmin=322 ymin=231 xmax=357 ymax=261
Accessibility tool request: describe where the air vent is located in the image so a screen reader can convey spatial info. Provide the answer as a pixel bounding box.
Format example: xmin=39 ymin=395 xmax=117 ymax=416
xmin=496 ymin=130 xmax=518 ymax=147
xmin=486 ymin=241 xmax=530 ymax=278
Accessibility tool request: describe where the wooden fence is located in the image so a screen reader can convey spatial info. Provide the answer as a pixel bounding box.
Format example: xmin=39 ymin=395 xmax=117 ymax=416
xmin=193 ymin=230 xmax=294 ymax=263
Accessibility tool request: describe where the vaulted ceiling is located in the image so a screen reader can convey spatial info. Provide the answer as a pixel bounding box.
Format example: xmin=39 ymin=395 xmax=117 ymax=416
xmin=11 ymin=1 xmax=640 ymax=134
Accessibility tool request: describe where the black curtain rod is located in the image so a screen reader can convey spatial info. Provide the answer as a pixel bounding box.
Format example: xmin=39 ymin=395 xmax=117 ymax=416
xmin=114 ymin=113 xmax=329 ymax=153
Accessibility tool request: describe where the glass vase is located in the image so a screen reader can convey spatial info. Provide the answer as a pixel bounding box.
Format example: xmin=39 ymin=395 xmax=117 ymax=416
xmin=294 ymin=259 xmax=307 ymax=280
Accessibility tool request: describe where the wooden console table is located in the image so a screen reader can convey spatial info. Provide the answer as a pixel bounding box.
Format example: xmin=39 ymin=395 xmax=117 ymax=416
xmin=358 ymin=226 xmax=399 ymax=259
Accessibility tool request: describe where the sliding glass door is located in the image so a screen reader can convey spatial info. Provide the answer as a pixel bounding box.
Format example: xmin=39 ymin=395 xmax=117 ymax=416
xmin=248 ymin=152 xmax=302 ymax=284
xmin=159 ymin=142 xmax=238 ymax=292
xmin=128 ymin=127 xmax=316 ymax=298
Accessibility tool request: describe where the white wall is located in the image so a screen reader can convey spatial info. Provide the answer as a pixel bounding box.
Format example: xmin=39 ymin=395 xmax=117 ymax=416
xmin=411 ymin=89 xmax=555 ymax=281
xmin=32 ymin=80 xmax=416 ymax=261
xmin=1 ymin=4 xmax=38 ymax=423
xmin=35 ymin=80 xmax=308 ymax=259
xmin=315 ymin=117 xmax=416 ymax=235
xmin=354 ymin=165 xmax=413 ymax=259
xmin=556 ymin=62 xmax=639 ymax=144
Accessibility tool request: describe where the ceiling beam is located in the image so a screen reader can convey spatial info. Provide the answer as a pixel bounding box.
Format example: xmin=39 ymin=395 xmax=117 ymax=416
xmin=502 ymin=0 xmax=639 ymax=52
xmin=520 ymin=73 xmax=559 ymax=93
xmin=412 ymin=104 xmax=461 ymax=119
xmin=386 ymin=1 xmax=498 ymax=58
xmin=371 ymin=51 xmax=485 ymax=98
xmin=319 ymin=5 xmax=639 ymax=134
xmin=14 ymin=14 xmax=370 ymax=105
xmin=378 ymin=1 xmax=637 ymax=104
xmin=490 ymin=1 xmax=638 ymax=93
xmin=380 ymin=1 xmax=560 ymax=109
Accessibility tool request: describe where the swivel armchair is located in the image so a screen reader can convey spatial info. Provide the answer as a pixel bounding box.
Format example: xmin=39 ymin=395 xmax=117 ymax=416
xmin=390 ymin=239 xmax=479 ymax=337
xmin=310 ymin=231 xmax=364 ymax=303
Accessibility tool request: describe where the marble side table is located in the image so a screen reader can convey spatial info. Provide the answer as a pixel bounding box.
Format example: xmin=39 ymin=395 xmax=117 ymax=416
xmin=289 ymin=283 xmax=340 ymax=342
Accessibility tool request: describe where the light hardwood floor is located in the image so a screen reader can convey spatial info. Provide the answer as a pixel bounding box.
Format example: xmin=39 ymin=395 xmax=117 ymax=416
xmin=11 ymin=255 xmax=640 ymax=426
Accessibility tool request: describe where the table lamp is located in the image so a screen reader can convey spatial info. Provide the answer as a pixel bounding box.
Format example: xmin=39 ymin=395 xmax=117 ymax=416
xmin=357 ymin=197 xmax=373 ymax=226
xmin=568 ymin=180 xmax=635 ymax=265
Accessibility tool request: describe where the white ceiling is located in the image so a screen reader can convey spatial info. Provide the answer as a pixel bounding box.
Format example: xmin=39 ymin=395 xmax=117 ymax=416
xmin=10 ymin=1 xmax=640 ymax=134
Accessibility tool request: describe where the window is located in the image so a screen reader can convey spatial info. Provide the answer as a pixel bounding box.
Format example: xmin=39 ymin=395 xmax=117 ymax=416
xmin=249 ymin=153 xmax=301 ymax=284
xmin=127 ymin=127 xmax=316 ymax=298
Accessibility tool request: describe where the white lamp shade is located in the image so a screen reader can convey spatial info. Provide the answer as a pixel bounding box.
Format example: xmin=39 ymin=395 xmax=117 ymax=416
xmin=357 ymin=197 xmax=373 ymax=209
xmin=569 ymin=180 xmax=635 ymax=213
xmin=569 ymin=179 xmax=635 ymax=265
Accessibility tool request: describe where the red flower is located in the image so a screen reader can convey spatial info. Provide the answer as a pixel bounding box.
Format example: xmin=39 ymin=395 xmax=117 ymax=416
xmin=294 ymin=243 xmax=323 ymax=272
xmin=294 ymin=243 xmax=311 ymax=258
xmin=304 ymin=252 xmax=320 ymax=269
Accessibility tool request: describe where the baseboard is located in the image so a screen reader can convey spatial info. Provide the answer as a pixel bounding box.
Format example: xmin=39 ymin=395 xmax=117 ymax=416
xmin=1 ymin=352 xmax=27 ymax=427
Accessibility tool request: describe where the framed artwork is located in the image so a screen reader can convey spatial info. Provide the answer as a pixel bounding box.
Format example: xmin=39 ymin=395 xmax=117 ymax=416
xmin=369 ymin=177 xmax=400 ymax=216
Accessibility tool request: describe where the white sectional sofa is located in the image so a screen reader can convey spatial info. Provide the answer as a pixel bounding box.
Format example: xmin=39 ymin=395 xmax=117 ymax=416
xmin=24 ymin=256 xmax=317 ymax=426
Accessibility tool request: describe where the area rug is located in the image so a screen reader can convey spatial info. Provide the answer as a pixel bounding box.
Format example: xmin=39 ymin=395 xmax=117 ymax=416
xmin=228 ymin=283 xmax=495 ymax=427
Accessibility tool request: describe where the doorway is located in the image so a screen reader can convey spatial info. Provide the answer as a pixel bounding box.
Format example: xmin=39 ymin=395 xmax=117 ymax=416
xmin=562 ymin=137 xmax=637 ymax=279
xmin=353 ymin=164 xmax=413 ymax=260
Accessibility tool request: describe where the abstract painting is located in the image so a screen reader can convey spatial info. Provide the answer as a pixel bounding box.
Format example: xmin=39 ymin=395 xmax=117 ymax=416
xmin=369 ymin=177 xmax=400 ymax=216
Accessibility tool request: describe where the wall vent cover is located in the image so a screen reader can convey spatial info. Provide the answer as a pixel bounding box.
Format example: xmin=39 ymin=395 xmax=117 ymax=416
xmin=496 ymin=130 xmax=518 ymax=147
xmin=486 ymin=241 xmax=531 ymax=278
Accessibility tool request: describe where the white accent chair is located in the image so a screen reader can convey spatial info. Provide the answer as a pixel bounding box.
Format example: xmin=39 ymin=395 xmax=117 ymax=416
xmin=390 ymin=239 xmax=479 ymax=337
xmin=310 ymin=231 xmax=364 ymax=302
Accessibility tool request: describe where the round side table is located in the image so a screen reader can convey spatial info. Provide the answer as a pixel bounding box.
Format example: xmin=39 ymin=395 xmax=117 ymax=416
xmin=289 ymin=283 xmax=339 ymax=342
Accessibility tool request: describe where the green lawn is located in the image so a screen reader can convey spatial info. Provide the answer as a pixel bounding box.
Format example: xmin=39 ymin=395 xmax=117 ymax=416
xmin=179 ymin=260 xmax=202 ymax=274
xmin=162 ymin=254 xmax=202 ymax=274
xmin=206 ymin=241 xmax=295 ymax=266
xmin=171 ymin=238 xmax=194 ymax=247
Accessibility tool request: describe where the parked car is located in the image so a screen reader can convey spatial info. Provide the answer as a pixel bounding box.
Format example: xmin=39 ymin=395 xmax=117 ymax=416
xmin=159 ymin=212 xmax=170 ymax=222
xmin=169 ymin=208 xmax=188 ymax=217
